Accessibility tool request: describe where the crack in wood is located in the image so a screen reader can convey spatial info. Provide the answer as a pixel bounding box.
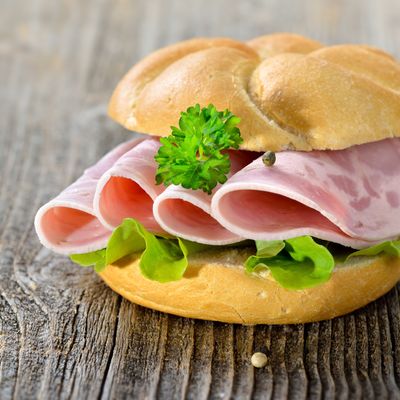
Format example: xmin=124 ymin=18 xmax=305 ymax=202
xmin=98 ymin=296 xmax=122 ymax=400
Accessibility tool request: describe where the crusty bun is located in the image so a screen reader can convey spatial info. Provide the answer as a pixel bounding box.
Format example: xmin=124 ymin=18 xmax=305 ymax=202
xmin=108 ymin=33 xmax=400 ymax=152
xmin=104 ymin=34 xmax=400 ymax=324
xmin=99 ymin=248 xmax=400 ymax=325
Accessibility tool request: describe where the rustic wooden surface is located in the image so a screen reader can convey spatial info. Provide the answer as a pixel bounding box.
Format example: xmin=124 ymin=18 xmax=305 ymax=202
xmin=1 ymin=0 xmax=400 ymax=398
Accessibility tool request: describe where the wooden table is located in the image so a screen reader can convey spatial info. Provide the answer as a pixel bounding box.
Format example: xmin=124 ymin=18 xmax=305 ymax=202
xmin=1 ymin=0 xmax=399 ymax=398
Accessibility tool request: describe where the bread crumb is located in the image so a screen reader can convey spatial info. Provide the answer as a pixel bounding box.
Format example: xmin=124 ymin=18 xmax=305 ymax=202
xmin=258 ymin=269 xmax=270 ymax=279
xmin=251 ymin=352 xmax=268 ymax=368
xmin=257 ymin=290 xmax=267 ymax=299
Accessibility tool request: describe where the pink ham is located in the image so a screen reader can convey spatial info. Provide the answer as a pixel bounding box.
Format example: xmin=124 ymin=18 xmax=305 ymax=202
xmin=94 ymin=138 xmax=165 ymax=233
xmin=153 ymin=151 xmax=258 ymax=244
xmin=34 ymin=138 xmax=143 ymax=254
xmin=211 ymin=139 xmax=400 ymax=249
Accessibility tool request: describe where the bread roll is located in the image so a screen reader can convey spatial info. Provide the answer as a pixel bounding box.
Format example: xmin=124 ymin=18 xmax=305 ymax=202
xmin=103 ymin=33 xmax=400 ymax=324
xmin=100 ymin=248 xmax=400 ymax=325
xmin=109 ymin=33 xmax=400 ymax=152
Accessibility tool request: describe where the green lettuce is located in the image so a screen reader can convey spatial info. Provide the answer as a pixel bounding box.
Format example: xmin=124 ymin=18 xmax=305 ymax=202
xmin=70 ymin=219 xmax=400 ymax=290
xmin=244 ymin=240 xmax=284 ymax=273
xmin=347 ymin=240 xmax=400 ymax=259
xmin=253 ymin=240 xmax=285 ymax=257
xmin=105 ymin=218 xmax=146 ymax=265
xmin=245 ymin=236 xmax=334 ymax=290
xmin=70 ymin=218 xmax=206 ymax=282
xmin=135 ymin=223 xmax=189 ymax=282
xmin=70 ymin=250 xmax=107 ymax=273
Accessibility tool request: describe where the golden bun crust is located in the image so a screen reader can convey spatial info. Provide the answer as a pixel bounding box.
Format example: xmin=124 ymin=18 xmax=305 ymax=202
xmin=108 ymin=33 xmax=400 ymax=152
xmin=99 ymin=248 xmax=400 ymax=325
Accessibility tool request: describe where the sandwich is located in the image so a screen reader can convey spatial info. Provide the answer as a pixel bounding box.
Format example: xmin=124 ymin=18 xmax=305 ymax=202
xmin=34 ymin=33 xmax=400 ymax=324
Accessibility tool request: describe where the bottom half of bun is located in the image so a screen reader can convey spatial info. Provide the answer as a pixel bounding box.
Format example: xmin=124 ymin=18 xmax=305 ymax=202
xmin=99 ymin=247 xmax=400 ymax=325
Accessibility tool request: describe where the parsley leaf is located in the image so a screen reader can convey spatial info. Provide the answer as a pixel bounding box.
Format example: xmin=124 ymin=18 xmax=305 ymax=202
xmin=154 ymin=104 xmax=243 ymax=194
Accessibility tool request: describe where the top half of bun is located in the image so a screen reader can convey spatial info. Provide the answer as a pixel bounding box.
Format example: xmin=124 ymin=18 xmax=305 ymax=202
xmin=108 ymin=33 xmax=400 ymax=152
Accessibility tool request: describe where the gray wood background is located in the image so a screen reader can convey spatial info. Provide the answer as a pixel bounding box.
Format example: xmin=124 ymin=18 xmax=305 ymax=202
xmin=1 ymin=0 xmax=399 ymax=398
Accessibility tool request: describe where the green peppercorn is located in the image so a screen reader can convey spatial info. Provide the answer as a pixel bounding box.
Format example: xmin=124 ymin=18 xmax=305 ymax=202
xmin=262 ymin=151 xmax=276 ymax=167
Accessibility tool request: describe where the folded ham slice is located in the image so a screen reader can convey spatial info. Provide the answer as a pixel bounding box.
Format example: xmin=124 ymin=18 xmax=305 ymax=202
xmin=94 ymin=138 xmax=165 ymax=233
xmin=34 ymin=138 xmax=143 ymax=254
xmin=153 ymin=151 xmax=258 ymax=244
xmin=211 ymin=139 xmax=400 ymax=249
xmin=36 ymin=134 xmax=400 ymax=255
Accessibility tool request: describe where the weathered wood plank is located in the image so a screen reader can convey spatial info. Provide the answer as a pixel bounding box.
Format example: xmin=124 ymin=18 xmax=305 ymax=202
xmin=1 ymin=0 xmax=400 ymax=399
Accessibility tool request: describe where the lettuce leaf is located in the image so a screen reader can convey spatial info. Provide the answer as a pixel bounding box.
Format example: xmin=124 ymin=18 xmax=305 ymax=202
xmin=134 ymin=222 xmax=188 ymax=282
xmin=70 ymin=250 xmax=107 ymax=273
xmin=244 ymin=240 xmax=284 ymax=273
xmin=255 ymin=240 xmax=285 ymax=257
xmin=70 ymin=218 xmax=399 ymax=290
xmin=347 ymin=240 xmax=400 ymax=259
xmin=70 ymin=218 xmax=208 ymax=283
xmin=245 ymin=236 xmax=334 ymax=290
xmin=105 ymin=218 xmax=146 ymax=265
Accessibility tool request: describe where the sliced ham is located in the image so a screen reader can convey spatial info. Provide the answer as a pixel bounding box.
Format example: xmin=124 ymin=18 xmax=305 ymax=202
xmin=94 ymin=138 xmax=165 ymax=233
xmin=153 ymin=151 xmax=259 ymax=244
xmin=34 ymin=138 xmax=143 ymax=254
xmin=211 ymin=139 xmax=400 ymax=249
xmin=35 ymin=133 xmax=400 ymax=256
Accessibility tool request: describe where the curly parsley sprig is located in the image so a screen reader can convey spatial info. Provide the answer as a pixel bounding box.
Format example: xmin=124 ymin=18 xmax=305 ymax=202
xmin=154 ymin=104 xmax=243 ymax=194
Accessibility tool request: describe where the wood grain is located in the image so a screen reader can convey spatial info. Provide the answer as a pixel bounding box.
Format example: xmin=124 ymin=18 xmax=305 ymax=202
xmin=0 ymin=0 xmax=399 ymax=398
